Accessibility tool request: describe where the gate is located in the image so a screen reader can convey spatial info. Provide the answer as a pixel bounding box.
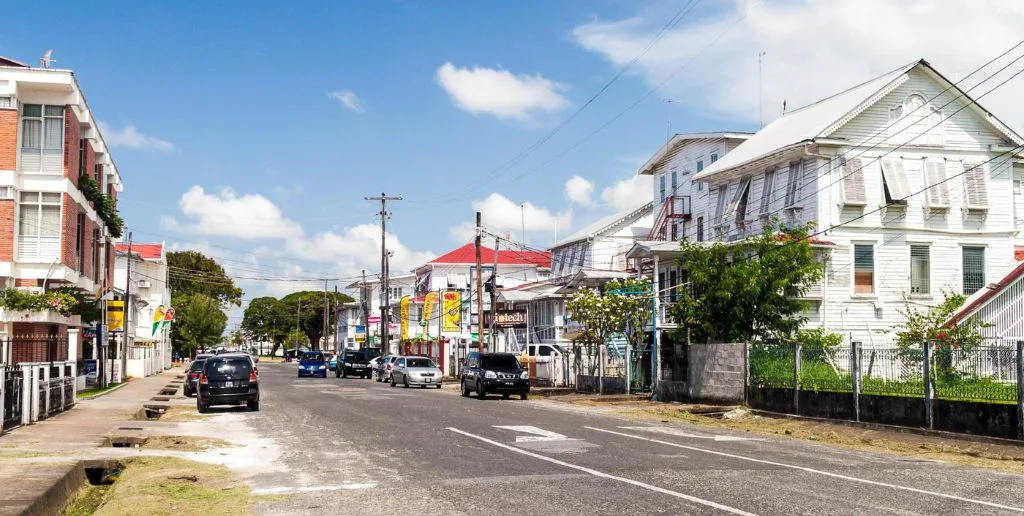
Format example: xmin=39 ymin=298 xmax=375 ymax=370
xmin=3 ymin=367 xmax=23 ymax=431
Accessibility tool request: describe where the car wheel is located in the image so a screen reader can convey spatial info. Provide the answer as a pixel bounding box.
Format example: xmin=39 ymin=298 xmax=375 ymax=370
xmin=502 ymin=393 xmax=510 ymax=400
xmin=197 ymin=401 xmax=208 ymax=414
xmin=520 ymin=392 xmax=529 ymax=401
xmin=335 ymin=369 xmax=341 ymax=378
xmin=390 ymin=376 xmax=396 ymax=387
xmin=420 ymin=385 xmax=426 ymax=389
xmin=248 ymin=400 xmax=260 ymax=411
xmin=476 ymin=381 xmax=486 ymax=400
xmin=436 ymin=385 xmax=442 ymax=389
xmin=341 ymin=369 xmax=347 ymax=379
xmin=461 ymin=380 xmax=470 ymax=397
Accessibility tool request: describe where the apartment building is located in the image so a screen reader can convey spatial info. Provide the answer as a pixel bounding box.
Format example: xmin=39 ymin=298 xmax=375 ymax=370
xmin=0 ymin=56 xmax=123 ymax=362
xmin=114 ymin=243 xmax=171 ymax=377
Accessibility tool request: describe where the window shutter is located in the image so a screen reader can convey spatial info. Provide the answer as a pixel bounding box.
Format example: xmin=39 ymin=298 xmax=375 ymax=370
xmin=759 ymin=170 xmax=775 ymax=214
xmin=842 ymin=157 xmax=867 ymax=205
xmin=924 ymin=160 xmax=950 ymax=207
xmin=963 ymin=161 xmax=988 ymax=209
xmin=727 ymin=178 xmax=751 ymax=217
xmin=880 ymin=158 xmax=911 ymax=201
xmin=784 ymin=161 xmax=801 ymax=207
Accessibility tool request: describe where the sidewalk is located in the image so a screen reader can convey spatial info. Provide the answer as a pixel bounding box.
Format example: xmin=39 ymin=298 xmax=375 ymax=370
xmin=0 ymin=367 xmax=185 ymax=516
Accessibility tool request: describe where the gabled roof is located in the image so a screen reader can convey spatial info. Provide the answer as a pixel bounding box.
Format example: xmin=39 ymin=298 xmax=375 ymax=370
xmin=550 ymin=201 xmax=654 ymax=249
xmin=693 ymin=59 xmax=1024 ymax=182
xmin=114 ymin=243 xmax=164 ymax=260
xmin=947 ymin=261 xmax=1024 ymax=327
xmin=427 ymin=243 xmax=551 ymax=268
xmin=638 ymin=132 xmax=753 ymax=176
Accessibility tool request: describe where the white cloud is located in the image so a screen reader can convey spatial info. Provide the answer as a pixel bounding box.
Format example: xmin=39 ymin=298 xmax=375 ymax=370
xmin=98 ymin=122 xmax=173 ymax=151
xmin=448 ymin=193 xmax=572 ymax=244
xmin=573 ymin=1 xmax=1024 ymax=129
xmin=161 ymin=186 xmax=304 ymax=239
xmin=564 ymin=175 xmax=595 ymax=205
xmin=600 ymin=175 xmax=652 ymax=212
xmin=327 ymin=90 xmax=366 ymax=113
xmin=435 ymin=62 xmax=569 ymax=120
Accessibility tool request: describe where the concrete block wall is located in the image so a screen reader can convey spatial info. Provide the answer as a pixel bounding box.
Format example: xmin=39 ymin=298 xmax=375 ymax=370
xmin=657 ymin=342 xmax=746 ymax=403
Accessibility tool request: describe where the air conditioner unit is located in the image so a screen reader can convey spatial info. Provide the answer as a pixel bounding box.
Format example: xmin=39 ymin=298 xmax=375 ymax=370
xmin=136 ymin=280 xmax=151 ymax=288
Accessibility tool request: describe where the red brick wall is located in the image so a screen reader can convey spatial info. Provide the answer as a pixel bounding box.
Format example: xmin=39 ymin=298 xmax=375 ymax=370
xmin=81 ymin=217 xmax=93 ymax=279
xmin=60 ymin=194 xmax=77 ymax=269
xmin=15 ymin=278 xmax=37 ymax=287
xmin=84 ymin=140 xmax=96 ymax=181
xmin=0 ymin=108 xmax=16 ymax=170
xmin=0 ymin=199 xmax=13 ymax=261
xmin=10 ymin=323 xmax=69 ymax=363
xmin=64 ymin=106 xmax=80 ymax=188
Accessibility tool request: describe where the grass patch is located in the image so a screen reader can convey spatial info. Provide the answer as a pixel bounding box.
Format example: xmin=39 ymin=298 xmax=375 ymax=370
xmin=71 ymin=457 xmax=251 ymax=516
xmin=63 ymin=483 xmax=111 ymax=515
xmin=157 ymin=406 xmax=211 ymax=422
xmin=76 ymin=382 xmax=125 ymax=399
xmin=142 ymin=435 xmax=234 ymax=452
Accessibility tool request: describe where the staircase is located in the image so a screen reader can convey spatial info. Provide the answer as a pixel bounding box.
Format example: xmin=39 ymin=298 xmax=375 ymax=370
xmin=648 ymin=195 xmax=692 ymax=240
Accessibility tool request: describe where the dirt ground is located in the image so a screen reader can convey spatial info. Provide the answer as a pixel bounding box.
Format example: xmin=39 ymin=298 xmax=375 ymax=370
xmin=556 ymin=397 xmax=1024 ymax=475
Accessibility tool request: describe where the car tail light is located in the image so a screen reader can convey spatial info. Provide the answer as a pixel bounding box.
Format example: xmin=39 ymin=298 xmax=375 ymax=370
xmin=249 ymin=370 xmax=258 ymax=383
xmin=199 ymin=373 xmax=209 ymax=385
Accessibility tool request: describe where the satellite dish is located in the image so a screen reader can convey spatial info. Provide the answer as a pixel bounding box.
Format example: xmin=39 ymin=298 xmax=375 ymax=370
xmin=40 ymin=49 xmax=56 ymax=69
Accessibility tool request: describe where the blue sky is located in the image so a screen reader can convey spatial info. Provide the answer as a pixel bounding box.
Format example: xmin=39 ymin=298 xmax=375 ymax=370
xmin=4 ymin=0 xmax=1022 ymax=321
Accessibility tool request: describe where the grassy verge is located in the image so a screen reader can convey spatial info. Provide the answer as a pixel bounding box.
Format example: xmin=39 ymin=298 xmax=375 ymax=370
xmin=63 ymin=457 xmax=251 ymax=516
xmin=157 ymin=406 xmax=212 ymax=422
xmin=76 ymin=382 xmax=126 ymax=399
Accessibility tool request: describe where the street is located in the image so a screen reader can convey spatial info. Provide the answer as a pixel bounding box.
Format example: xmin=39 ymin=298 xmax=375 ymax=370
xmin=240 ymin=363 xmax=1024 ymax=515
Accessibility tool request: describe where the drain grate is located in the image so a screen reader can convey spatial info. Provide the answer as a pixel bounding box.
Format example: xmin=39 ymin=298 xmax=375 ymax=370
xmin=117 ymin=427 xmax=144 ymax=431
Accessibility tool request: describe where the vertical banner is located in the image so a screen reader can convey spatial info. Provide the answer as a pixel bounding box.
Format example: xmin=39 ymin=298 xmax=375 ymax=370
xmin=107 ymin=301 xmax=125 ymax=331
xmin=161 ymin=308 xmax=175 ymax=330
xmin=422 ymin=291 xmax=438 ymax=326
xmin=152 ymin=305 xmax=167 ymax=336
xmin=441 ymin=290 xmax=462 ymax=333
xmin=400 ymin=295 xmax=410 ymax=341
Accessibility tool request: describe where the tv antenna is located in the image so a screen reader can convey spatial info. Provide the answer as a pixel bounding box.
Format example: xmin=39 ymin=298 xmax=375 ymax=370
xmin=40 ymin=50 xmax=56 ymax=69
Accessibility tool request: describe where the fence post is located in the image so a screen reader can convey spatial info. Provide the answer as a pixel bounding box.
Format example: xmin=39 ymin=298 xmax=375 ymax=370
xmin=793 ymin=342 xmax=801 ymax=414
xmin=1016 ymin=341 xmax=1024 ymax=440
xmin=598 ymin=344 xmax=605 ymax=395
xmin=851 ymin=341 xmax=861 ymax=422
xmin=743 ymin=342 xmax=749 ymax=407
xmin=923 ymin=341 xmax=933 ymax=430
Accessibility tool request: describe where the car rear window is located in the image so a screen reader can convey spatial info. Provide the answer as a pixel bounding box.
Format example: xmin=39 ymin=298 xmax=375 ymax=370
xmin=481 ymin=355 xmax=520 ymax=369
xmin=302 ymin=352 xmax=325 ymax=361
xmin=406 ymin=358 xmax=434 ymax=368
xmin=188 ymin=360 xmax=206 ymax=372
xmin=205 ymin=358 xmax=252 ymax=377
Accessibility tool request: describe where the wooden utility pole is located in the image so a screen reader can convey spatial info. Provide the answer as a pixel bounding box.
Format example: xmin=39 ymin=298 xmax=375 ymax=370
xmin=490 ymin=235 xmax=499 ymax=352
xmin=320 ymin=279 xmax=328 ymax=351
xmin=333 ymin=285 xmax=340 ymax=352
xmin=360 ymin=269 xmax=369 ymax=348
xmin=474 ymin=212 xmax=484 ymax=351
xmin=365 ymin=193 xmax=402 ymax=350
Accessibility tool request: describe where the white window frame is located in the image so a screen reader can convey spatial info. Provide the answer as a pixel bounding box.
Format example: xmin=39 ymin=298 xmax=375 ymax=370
xmin=0 ymin=96 xmax=14 ymax=109
xmin=710 ymin=153 xmax=719 ymax=163
xmin=909 ymin=244 xmax=930 ymax=295
xmin=962 ymin=246 xmax=986 ymax=295
xmin=659 ymin=175 xmax=666 ymax=203
xmin=713 ymin=185 xmax=728 ymax=223
xmin=759 ymin=169 xmax=776 ymax=215
xmin=784 ymin=160 xmax=802 ymax=208
xmin=841 ymin=157 xmax=868 ymax=206
xmin=853 ymin=243 xmax=875 ymax=295
xmin=17 ymin=191 xmax=62 ymax=260
xmin=880 ymin=158 xmax=911 ymax=204
xmin=923 ymin=159 xmax=951 ymax=209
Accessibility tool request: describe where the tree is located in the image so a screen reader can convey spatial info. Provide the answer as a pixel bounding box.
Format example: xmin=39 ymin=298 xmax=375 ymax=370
xmin=565 ymin=278 xmax=654 ymax=374
xmin=891 ymin=291 xmax=988 ymax=382
xmin=172 ymin=293 xmax=228 ymax=356
xmin=278 ymin=291 xmax=354 ymax=350
xmin=668 ymin=219 xmax=824 ymax=343
xmin=166 ymin=251 xmax=243 ymax=306
xmin=284 ymin=329 xmax=310 ymax=351
xmin=241 ymin=296 xmax=290 ymax=356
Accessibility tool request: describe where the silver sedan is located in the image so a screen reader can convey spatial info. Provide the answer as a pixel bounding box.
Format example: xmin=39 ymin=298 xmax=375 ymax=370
xmin=390 ymin=356 xmax=443 ymax=389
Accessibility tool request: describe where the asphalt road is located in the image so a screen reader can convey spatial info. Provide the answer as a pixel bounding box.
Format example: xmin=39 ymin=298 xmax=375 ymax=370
xmin=241 ymin=362 xmax=1024 ymax=515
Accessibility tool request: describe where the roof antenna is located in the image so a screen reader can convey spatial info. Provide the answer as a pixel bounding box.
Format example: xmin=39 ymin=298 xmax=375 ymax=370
xmin=782 ymin=99 xmax=787 ymax=115
xmin=40 ymin=49 xmax=56 ymax=69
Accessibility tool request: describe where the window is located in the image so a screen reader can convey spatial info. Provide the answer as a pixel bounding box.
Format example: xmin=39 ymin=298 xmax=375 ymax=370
xmin=696 ymin=216 xmax=704 ymax=242
xmin=729 ymin=178 xmax=752 ymax=225
xmin=658 ymin=272 xmax=665 ymax=301
xmin=714 ymin=185 xmax=728 ymax=222
xmin=841 ymin=157 xmax=867 ymax=205
xmin=671 ymin=170 xmax=677 ymax=193
xmin=880 ymin=159 xmax=910 ymax=204
xmin=94 ymin=163 xmax=103 ymax=181
xmin=659 ymin=176 xmax=666 ymax=203
xmin=697 ymin=160 xmax=704 ymax=173
xmin=0 ymin=96 xmax=12 ymax=109
xmin=697 ymin=183 xmax=704 ymax=192
xmin=18 ymin=192 xmax=61 ymax=260
xmin=962 ymin=246 xmax=985 ymax=295
xmin=910 ymin=245 xmax=930 ymax=294
xmin=963 ymin=161 xmax=988 ymax=210
xmin=20 ymin=104 xmax=64 ymax=152
xmin=924 ymin=160 xmax=951 ymax=208
xmin=759 ymin=170 xmax=776 ymax=214
xmin=92 ymin=229 xmax=100 ymax=282
xmin=76 ymin=212 xmax=86 ymax=272
xmin=784 ymin=160 xmax=802 ymax=207
xmin=854 ymin=244 xmax=874 ymax=294
xmin=1015 ymin=180 xmax=1021 ymax=194
xmin=78 ymin=139 xmax=87 ymax=177
xmin=669 ymin=270 xmax=678 ymax=302
xmin=710 ymin=153 xmax=719 ymax=163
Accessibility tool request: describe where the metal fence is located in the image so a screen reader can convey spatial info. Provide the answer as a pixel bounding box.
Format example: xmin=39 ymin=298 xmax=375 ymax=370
xmin=2 ymin=367 xmax=22 ymax=430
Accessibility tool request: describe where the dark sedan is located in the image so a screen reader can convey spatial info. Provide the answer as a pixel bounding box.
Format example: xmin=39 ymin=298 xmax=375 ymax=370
xmin=197 ymin=355 xmax=260 ymax=412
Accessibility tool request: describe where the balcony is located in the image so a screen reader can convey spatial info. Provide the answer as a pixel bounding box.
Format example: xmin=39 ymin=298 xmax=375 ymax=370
xmin=648 ymin=195 xmax=692 ymax=240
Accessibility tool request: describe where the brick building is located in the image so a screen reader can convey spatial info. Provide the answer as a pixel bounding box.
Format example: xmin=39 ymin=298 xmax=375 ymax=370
xmin=0 ymin=56 xmax=123 ymax=364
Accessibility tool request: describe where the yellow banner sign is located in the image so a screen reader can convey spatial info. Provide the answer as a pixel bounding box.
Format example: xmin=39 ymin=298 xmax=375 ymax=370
xmin=400 ymin=295 xmax=410 ymax=341
xmin=107 ymin=300 xmax=125 ymax=331
xmin=422 ymin=292 xmax=438 ymax=325
xmin=441 ymin=290 xmax=461 ymax=333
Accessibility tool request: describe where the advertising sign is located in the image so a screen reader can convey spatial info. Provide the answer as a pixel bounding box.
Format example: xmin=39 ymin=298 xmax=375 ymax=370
xmin=368 ymin=315 xmax=381 ymax=324
xmin=422 ymin=292 xmax=438 ymax=325
xmin=83 ymin=359 xmax=98 ymax=388
xmin=441 ymin=290 xmax=462 ymax=333
xmin=399 ymin=296 xmax=410 ymax=341
xmin=485 ymin=310 xmax=528 ymax=328
xmin=107 ymin=301 xmax=124 ymax=331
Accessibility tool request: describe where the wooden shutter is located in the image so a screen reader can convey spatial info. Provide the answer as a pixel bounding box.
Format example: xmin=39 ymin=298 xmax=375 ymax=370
xmin=842 ymin=157 xmax=867 ymax=205
xmin=880 ymin=158 xmax=911 ymax=202
xmin=759 ymin=170 xmax=775 ymax=214
xmin=924 ymin=160 xmax=950 ymax=207
xmin=727 ymin=178 xmax=751 ymax=216
xmin=963 ymin=161 xmax=988 ymax=209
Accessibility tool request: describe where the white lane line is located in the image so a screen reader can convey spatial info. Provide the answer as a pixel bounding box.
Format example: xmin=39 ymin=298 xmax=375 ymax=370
xmin=446 ymin=427 xmax=756 ymax=516
xmin=620 ymin=426 xmax=762 ymax=441
xmin=251 ymin=483 xmax=377 ymax=495
xmin=585 ymin=426 xmax=1024 ymax=513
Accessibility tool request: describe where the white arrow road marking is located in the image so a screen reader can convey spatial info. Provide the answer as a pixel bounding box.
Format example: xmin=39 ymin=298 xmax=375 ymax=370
xmin=493 ymin=425 xmax=581 ymax=443
xmin=448 ymin=427 xmax=756 ymax=516
xmin=619 ymin=426 xmax=762 ymax=442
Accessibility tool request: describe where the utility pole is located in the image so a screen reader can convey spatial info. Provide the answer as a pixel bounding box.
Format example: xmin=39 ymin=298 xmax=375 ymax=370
xmin=321 ymin=279 xmax=328 ymax=352
xmin=333 ymin=285 xmax=340 ymax=352
xmin=360 ymin=269 xmax=369 ymax=348
xmin=474 ymin=212 xmax=484 ymax=352
xmin=123 ymin=232 xmax=132 ymax=382
xmin=490 ymin=235 xmax=499 ymax=352
xmin=366 ymin=193 xmax=402 ymax=352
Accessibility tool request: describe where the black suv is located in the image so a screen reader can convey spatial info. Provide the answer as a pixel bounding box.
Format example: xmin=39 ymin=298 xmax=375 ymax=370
xmin=337 ymin=348 xmax=376 ymax=378
xmin=460 ymin=351 xmax=529 ymax=400
xmin=197 ymin=354 xmax=259 ymax=412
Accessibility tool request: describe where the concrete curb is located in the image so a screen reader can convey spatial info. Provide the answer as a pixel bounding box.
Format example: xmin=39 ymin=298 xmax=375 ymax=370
xmin=17 ymin=462 xmax=85 ymax=516
xmin=76 ymin=381 xmax=130 ymax=401
xmin=750 ymin=409 xmax=1024 ymax=448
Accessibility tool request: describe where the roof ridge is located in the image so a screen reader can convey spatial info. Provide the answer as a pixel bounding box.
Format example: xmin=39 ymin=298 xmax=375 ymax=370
xmin=782 ymin=59 xmax=920 ymax=117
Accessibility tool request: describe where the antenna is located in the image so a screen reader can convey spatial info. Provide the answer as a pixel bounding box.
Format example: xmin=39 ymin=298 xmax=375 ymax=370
xmin=758 ymin=51 xmax=767 ymax=128
xmin=40 ymin=49 xmax=56 ymax=69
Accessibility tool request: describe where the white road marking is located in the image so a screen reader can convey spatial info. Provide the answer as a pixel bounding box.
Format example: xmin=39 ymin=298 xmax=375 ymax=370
xmin=447 ymin=427 xmax=756 ymax=516
xmin=251 ymin=483 xmax=377 ymax=495
xmin=493 ymin=425 xmax=581 ymax=443
xmin=620 ymin=426 xmax=762 ymax=442
xmin=585 ymin=426 xmax=1024 ymax=513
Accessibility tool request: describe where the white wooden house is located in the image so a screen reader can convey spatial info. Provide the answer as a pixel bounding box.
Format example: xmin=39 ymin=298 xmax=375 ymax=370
xmin=688 ymin=59 xmax=1024 ymax=344
xmin=549 ymin=201 xmax=653 ymax=278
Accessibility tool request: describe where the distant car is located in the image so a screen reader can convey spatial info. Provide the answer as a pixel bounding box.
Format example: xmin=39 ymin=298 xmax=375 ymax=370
xmin=390 ymin=356 xmax=443 ymax=389
xmin=460 ymin=352 xmax=529 ymax=400
xmin=327 ymin=354 xmax=339 ymax=371
xmin=197 ymin=354 xmax=260 ymax=412
xmin=297 ymin=351 xmax=328 ymax=378
xmin=337 ymin=348 xmax=375 ymax=379
xmin=368 ymin=356 xmax=382 ymax=376
xmin=183 ymin=359 xmax=207 ymax=397
xmin=375 ymin=355 xmax=400 ymax=382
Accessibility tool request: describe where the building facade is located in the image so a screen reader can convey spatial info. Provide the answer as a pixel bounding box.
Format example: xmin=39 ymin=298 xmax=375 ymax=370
xmin=114 ymin=243 xmax=171 ymax=377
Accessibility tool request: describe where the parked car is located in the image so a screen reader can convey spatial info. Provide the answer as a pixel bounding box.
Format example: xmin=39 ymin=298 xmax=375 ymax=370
xmin=297 ymin=351 xmax=328 ymax=378
xmin=460 ymin=352 xmax=529 ymax=400
xmin=220 ymin=352 xmax=259 ymax=377
xmin=337 ymin=348 xmax=376 ymax=378
xmin=328 ymin=354 xmax=339 ymax=371
xmin=375 ymin=355 xmax=400 ymax=382
xmin=197 ymin=354 xmax=260 ymax=412
xmin=390 ymin=356 xmax=443 ymax=389
xmin=183 ymin=358 xmax=207 ymax=397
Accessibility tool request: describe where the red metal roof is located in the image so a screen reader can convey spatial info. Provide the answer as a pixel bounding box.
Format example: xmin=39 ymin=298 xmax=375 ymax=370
xmin=947 ymin=260 xmax=1024 ymax=327
xmin=429 ymin=243 xmax=551 ymax=268
xmin=114 ymin=243 xmax=163 ymax=260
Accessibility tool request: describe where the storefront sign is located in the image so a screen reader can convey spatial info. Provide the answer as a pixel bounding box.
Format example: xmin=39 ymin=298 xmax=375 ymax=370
xmin=485 ymin=310 xmax=528 ymax=328
xmin=441 ymin=290 xmax=461 ymax=333
xmin=107 ymin=301 xmax=124 ymax=331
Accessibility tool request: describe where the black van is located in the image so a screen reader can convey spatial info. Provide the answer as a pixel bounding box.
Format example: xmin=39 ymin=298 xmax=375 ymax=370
xmin=197 ymin=354 xmax=260 ymax=412
xmin=460 ymin=351 xmax=529 ymax=400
